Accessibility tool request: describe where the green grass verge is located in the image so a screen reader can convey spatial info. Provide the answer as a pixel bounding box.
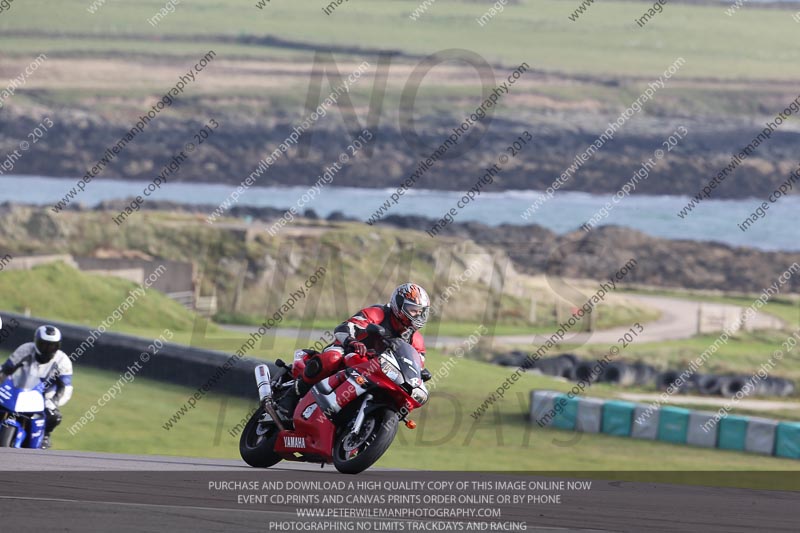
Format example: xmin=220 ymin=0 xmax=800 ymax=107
xmin=2 ymin=0 xmax=799 ymax=81
xmin=59 ymin=365 xmax=253 ymax=456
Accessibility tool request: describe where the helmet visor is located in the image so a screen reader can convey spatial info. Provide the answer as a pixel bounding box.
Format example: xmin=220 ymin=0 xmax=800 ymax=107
xmin=36 ymin=340 xmax=60 ymax=357
xmin=402 ymin=302 xmax=429 ymax=328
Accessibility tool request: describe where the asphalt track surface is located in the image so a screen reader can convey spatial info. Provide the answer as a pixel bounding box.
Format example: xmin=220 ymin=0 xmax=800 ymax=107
xmin=1 ymin=449 xmax=797 ymax=532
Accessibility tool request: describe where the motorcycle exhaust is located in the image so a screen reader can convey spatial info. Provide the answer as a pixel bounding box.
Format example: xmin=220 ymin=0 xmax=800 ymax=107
xmin=255 ymin=364 xmax=272 ymax=403
xmin=254 ymin=364 xmax=285 ymax=431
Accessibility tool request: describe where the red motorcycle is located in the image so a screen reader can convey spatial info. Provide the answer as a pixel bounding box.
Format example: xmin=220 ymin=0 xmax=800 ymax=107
xmin=239 ymin=324 xmax=430 ymax=474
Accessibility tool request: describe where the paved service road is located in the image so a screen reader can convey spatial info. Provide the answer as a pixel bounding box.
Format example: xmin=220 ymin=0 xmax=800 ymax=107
xmin=225 ymin=294 xmax=784 ymax=348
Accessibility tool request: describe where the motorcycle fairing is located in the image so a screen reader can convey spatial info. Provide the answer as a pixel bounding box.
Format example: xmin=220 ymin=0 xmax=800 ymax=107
xmin=273 ymin=392 xmax=335 ymax=462
xmin=0 ymin=378 xmax=46 ymax=414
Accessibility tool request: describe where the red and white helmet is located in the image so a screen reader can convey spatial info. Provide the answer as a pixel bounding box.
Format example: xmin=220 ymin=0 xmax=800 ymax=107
xmin=389 ymin=283 xmax=430 ymax=331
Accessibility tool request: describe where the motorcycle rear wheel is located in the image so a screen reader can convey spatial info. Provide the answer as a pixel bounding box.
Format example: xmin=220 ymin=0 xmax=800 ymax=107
xmin=333 ymin=408 xmax=398 ymax=475
xmin=239 ymin=407 xmax=283 ymax=468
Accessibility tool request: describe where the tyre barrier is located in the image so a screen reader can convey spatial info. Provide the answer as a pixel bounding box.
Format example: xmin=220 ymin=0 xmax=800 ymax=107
xmin=601 ymin=362 xmax=637 ymax=387
xmin=536 ymin=356 xmax=575 ymax=379
xmin=762 ymin=377 xmax=783 ymax=397
xmin=569 ymin=360 xmax=601 ymax=383
xmin=772 ymin=377 xmax=796 ymax=397
xmin=494 ymin=352 xmax=797 ymax=398
xmin=630 ymin=361 xmax=658 ymax=387
xmin=530 ymin=390 xmax=800 ymax=460
xmin=754 ymin=377 xmax=774 ymax=397
xmin=557 ymin=353 xmax=579 ymax=366
xmin=719 ymin=375 xmax=748 ymax=398
xmin=491 ymin=354 xmax=518 ymax=367
xmin=654 ymin=371 xmax=703 ymax=395
xmin=656 ymin=370 xmax=682 ymax=392
xmin=697 ymin=374 xmax=724 ymax=396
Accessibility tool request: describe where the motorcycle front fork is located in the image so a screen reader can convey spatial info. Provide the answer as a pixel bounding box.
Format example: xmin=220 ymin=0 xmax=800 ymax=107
xmin=350 ymin=394 xmax=373 ymax=435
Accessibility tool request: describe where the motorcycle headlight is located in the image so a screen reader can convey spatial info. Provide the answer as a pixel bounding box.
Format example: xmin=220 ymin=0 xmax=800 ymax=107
xmin=380 ymin=355 xmax=403 ymax=384
xmin=411 ymin=386 xmax=428 ymax=405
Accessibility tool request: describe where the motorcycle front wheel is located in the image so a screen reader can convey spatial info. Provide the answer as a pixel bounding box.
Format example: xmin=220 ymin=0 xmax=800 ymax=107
xmin=333 ymin=408 xmax=398 ymax=475
xmin=0 ymin=423 xmax=15 ymax=447
xmin=239 ymin=407 xmax=283 ymax=468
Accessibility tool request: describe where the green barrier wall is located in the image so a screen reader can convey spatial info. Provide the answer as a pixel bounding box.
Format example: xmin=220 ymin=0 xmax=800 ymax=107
xmin=718 ymin=415 xmax=748 ymax=451
xmin=530 ymin=390 xmax=799 ymax=460
xmin=775 ymin=422 xmax=800 ymax=459
xmin=657 ymin=406 xmax=690 ymax=444
xmin=551 ymin=395 xmax=579 ymax=430
xmin=601 ymin=400 xmax=636 ymax=436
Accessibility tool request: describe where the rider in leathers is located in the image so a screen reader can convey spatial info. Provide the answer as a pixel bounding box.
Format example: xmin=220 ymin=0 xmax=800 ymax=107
xmin=276 ymin=283 xmax=431 ymax=420
xmin=0 ymin=325 xmax=73 ymax=449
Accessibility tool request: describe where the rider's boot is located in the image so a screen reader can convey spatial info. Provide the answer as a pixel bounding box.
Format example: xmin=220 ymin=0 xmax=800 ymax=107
xmin=41 ymin=434 xmax=52 ymax=450
xmin=274 ymin=380 xmax=311 ymax=421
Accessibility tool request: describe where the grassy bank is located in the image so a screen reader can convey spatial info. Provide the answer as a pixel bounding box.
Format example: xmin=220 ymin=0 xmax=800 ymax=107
xmin=0 ymin=262 xmax=205 ymax=332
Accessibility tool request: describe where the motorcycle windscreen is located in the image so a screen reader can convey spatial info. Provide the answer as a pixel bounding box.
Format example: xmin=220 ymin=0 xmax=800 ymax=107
xmin=392 ymin=342 xmax=424 ymax=388
xmin=1 ymin=378 xmax=46 ymax=413
xmin=13 ymin=390 xmax=46 ymax=413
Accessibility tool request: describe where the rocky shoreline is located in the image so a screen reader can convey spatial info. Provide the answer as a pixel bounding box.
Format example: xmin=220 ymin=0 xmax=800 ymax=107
xmin=39 ymin=199 xmax=800 ymax=295
xmin=3 ymin=105 xmax=799 ymax=201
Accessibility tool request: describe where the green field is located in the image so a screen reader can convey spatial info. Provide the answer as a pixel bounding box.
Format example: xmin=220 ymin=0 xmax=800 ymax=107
xmin=1 ymin=0 xmax=799 ymax=81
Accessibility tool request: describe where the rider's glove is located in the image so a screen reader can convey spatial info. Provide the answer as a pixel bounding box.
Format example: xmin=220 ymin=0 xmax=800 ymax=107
xmin=344 ymin=337 xmax=367 ymax=356
xmin=421 ymin=368 xmax=432 ymax=382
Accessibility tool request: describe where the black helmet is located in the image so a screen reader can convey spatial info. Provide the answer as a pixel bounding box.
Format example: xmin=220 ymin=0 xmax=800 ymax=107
xmin=34 ymin=325 xmax=62 ymax=364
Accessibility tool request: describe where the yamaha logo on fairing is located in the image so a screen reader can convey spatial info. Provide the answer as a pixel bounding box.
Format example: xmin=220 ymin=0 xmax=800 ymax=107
xmin=302 ymin=404 xmax=318 ymax=420
xmin=284 ymin=436 xmax=306 ymax=448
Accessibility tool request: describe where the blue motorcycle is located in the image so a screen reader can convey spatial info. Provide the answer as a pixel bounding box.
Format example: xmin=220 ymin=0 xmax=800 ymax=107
xmin=0 ymin=376 xmax=47 ymax=448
